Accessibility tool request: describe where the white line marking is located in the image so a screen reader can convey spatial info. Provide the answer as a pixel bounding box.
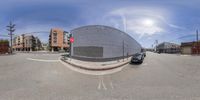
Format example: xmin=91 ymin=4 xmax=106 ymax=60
xmin=108 ymin=75 xmax=114 ymax=89
xmin=97 ymin=76 xmax=107 ymax=90
xmin=98 ymin=81 xmax=101 ymax=90
xmin=27 ymin=58 xmax=59 ymax=62
xmin=101 ymin=78 xmax=107 ymax=90
xmin=98 ymin=76 xmax=102 ymax=90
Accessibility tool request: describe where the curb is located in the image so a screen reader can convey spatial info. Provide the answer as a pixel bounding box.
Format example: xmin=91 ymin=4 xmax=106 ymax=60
xmin=0 ymin=53 xmax=16 ymax=56
xmin=15 ymin=52 xmax=61 ymax=54
xmin=60 ymin=58 xmax=130 ymax=71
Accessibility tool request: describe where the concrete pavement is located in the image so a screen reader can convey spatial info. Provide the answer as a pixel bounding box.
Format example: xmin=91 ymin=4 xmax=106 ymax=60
xmin=0 ymin=52 xmax=200 ymax=100
xmin=61 ymin=56 xmax=131 ymax=70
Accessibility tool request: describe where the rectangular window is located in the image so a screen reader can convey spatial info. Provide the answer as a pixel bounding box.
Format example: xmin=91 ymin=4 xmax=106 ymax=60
xmin=63 ymin=33 xmax=66 ymax=44
xmin=53 ymin=32 xmax=57 ymax=43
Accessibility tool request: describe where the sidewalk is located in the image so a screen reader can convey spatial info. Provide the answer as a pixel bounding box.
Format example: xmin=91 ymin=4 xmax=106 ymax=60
xmin=60 ymin=56 xmax=131 ymax=71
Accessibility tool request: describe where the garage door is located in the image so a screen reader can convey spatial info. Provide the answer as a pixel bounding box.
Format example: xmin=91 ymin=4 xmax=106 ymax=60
xmin=182 ymin=47 xmax=191 ymax=54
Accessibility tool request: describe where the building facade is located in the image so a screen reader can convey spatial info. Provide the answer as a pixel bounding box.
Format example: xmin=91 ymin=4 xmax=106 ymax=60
xmin=35 ymin=37 xmax=42 ymax=51
xmin=13 ymin=34 xmax=42 ymax=51
xmin=156 ymin=42 xmax=180 ymax=53
xmin=24 ymin=35 xmax=35 ymax=51
xmin=41 ymin=43 xmax=49 ymax=51
xmin=0 ymin=40 xmax=9 ymax=54
xmin=70 ymin=25 xmax=142 ymax=61
xmin=13 ymin=35 xmax=24 ymax=51
xmin=49 ymin=28 xmax=69 ymax=51
xmin=181 ymin=41 xmax=200 ymax=54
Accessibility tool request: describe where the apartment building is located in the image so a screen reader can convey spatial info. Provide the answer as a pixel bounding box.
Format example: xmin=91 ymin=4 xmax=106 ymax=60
xmin=13 ymin=34 xmax=42 ymax=51
xmin=24 ymin=35 xmax=36 ymax=51
xmin=13 ymin=34 xmax=25 ymax=51
xmin=49 ymin=28 xmax=69 ymax=51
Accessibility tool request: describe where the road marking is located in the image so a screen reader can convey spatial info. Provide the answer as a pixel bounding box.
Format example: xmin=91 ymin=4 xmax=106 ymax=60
xmin=98 ymin=81 xmax=101 ymax=90
xmin=97 ymin=76 xmax=107 ymax=90
xmin=102 ymin=79 xmax=107 ymax=90
xmin=108 ymin=75 xmax=114 ymax=89
xmin=27 ymin=58 xmax=59 ymax=62
xmin=110 ymin=81 xmax=114 ymax=89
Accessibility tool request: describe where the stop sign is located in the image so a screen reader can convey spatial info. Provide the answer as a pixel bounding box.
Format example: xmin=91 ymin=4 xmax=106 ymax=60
xmin=70 ymin=37 xmax=74 ymax=43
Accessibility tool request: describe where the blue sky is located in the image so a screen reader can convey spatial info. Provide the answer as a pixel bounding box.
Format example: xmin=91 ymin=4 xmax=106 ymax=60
xmin=0 ymin=0 xmax=200 ymax=48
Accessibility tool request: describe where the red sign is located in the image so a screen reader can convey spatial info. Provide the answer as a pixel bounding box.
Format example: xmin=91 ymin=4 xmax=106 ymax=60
xmin=70 ymin=37 xmax=74 ymax=43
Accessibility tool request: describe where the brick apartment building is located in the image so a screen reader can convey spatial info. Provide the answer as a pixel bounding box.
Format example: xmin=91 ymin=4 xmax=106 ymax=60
xmin=49 ymin=28 xmax=69 ymax=51
xmin=13 ymin=34 xmax=42 ymax=51
xmin=0 ymin=40 xmax=9 ymax=54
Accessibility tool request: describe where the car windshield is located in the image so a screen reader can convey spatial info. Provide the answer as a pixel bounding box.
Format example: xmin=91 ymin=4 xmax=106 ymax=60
xmin=133 ymin=53 xmax=141 ymax=57
xmin=0 ymin=0 xmax=200 ymax=100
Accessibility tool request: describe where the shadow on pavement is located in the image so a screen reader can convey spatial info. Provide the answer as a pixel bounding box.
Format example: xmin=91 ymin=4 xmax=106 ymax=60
xmin=128 ymin=62 xmax=142 ymax=68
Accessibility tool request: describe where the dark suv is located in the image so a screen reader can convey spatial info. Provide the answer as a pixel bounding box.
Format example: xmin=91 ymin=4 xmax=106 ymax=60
xmin=131 ymin=53 xmax=144 ymax=64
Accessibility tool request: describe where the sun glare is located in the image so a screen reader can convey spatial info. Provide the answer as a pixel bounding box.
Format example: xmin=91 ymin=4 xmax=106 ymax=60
xmin=142 ymin=19 xmax=154 ymax=27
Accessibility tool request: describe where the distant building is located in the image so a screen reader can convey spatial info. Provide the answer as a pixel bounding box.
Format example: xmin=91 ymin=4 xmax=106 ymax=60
xmin=13 ymin=34 xmax=42 ymax=51
xmin=35 ymin=37 xmax=42 ymax=51
xmin=156 ymin=42 xmax=180 ymax=53
xmin=49 ymin=28 xmax=69 ymax=52
xmin=145 ymin=48 xmax=154 ymax=52
xmin=13 ymin=35 xmax=24 ymax=51
xmin=24 ymin=35 xmax=35 ymax=51
xmin=0 ymin=40 xmax=9 ymax=54
xmin=41 ymin=43 xmax=49 ymax=51
xmin=181 ymin=41 xmax=200 ymax=54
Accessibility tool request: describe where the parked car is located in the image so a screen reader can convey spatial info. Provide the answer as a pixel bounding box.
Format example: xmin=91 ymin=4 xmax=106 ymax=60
xmin=131 ymin=53 xmax=144 ymax=64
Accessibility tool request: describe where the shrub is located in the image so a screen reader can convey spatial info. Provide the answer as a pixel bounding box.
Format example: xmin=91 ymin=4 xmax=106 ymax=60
xmin=0 ymin=40 xmax=9 ymax=44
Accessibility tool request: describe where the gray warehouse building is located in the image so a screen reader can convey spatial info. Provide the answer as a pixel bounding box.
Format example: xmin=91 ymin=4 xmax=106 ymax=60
xmin=70 ymin=25 xmax=142 ymax=61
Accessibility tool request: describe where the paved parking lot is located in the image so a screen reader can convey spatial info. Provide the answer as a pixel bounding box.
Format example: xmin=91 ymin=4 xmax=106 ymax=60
xmin=0 ymin=52 xmax=200 ymax=100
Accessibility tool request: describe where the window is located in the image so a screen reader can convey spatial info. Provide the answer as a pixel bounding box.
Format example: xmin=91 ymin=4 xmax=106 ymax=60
xmin=53 ymin=32 xmax=57 ymax=36
xmin=63 ymin=33 xmax=67 ymax=44
xmin=53 ymin=32 xmax=57 ymax=43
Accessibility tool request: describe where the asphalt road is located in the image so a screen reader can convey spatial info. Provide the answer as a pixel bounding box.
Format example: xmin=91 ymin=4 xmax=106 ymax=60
xmin=0 ymin=52 xmax=200 ymax=100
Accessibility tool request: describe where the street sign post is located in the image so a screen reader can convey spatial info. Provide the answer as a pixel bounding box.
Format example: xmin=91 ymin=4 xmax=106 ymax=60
xmin=69 ymin=37 xmax=74 ymax=61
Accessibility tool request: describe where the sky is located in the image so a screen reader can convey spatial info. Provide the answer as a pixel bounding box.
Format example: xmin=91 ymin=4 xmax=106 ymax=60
xmin=1 ymin=0 xmax=200 ymax=48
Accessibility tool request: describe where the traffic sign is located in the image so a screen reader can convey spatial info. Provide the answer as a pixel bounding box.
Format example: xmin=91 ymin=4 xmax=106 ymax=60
xmin=70 ymin=37 xmax=74 ymax=43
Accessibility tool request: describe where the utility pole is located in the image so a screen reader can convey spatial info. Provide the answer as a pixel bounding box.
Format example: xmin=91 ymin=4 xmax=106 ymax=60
xmin=123 ymin=40 xmax=124 ymax=62
xmin=7 ymin=21 xmax=15 ymax=54
xmin=196 ymin=29 xmax=199 ymax=42
xmin=197 ymin=29 xmax=199 ymax=54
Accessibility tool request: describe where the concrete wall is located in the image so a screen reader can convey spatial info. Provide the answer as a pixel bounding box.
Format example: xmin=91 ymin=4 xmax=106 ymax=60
xmin=70 ymin=25 xmax=141 ymax=61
